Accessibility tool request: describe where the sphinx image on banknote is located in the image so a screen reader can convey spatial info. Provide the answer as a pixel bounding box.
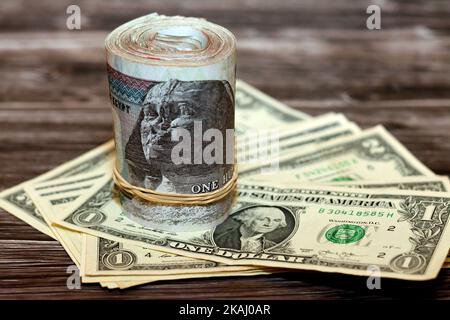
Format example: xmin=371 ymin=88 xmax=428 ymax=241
xmin=117 ymin=79 xmax=234 ymax=194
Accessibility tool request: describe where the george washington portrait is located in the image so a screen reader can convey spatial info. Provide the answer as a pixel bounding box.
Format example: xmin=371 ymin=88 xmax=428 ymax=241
xmin=213 ymin=205 xmax=295 ymax=253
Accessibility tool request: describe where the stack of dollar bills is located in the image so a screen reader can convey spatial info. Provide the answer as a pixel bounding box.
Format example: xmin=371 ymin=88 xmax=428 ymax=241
xmin=1 ymin=80 xmax=449 ymax=289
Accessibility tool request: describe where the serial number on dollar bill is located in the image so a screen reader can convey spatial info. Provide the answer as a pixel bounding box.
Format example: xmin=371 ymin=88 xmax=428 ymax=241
xmin=318 ymin=208 xmax=395 ymax=218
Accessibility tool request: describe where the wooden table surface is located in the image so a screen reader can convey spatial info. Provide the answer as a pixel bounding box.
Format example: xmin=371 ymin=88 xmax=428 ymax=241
xmin=1 ymin=0 xmax=449 ymax=299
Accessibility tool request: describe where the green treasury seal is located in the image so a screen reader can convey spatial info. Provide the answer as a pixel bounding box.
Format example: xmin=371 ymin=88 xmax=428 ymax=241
xmin=325 ymin=224 xmax=365 ymax=244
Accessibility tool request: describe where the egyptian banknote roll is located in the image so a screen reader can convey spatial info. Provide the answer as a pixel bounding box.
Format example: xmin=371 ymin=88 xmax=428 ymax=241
xmin=105 ymin=13 xmax=236 ymax=231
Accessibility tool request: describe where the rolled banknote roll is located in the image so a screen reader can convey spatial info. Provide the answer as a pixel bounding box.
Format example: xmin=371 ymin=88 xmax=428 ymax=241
xmin=105 ymin=13 xmax=236 ymax=231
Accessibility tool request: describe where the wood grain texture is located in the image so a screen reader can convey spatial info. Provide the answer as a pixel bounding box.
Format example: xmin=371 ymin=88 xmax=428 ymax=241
xmin=0 ymin=0 xmax=449 ymax=299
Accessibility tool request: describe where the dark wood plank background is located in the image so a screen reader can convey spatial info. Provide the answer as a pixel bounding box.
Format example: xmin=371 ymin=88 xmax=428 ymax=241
xmin=0 ymin=0 xmax=449 ymax=299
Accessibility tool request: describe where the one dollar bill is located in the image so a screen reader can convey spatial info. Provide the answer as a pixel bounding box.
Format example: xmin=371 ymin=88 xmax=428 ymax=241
xmin=54 ymin=177 xmax=450 ymax=280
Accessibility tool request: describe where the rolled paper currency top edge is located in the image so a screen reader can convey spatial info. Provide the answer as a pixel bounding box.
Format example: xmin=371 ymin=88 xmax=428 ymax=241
xmin=105 ymin=13 xmax=236 ymax=68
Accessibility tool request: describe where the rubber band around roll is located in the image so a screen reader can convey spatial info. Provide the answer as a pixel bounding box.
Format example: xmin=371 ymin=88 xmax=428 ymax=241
xmin=113 ymin=166 xmax=238 ymax=206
